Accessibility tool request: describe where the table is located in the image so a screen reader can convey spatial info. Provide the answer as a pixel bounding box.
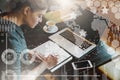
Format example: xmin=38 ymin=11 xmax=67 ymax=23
xmin=22 ymin=10 xmax=118 ymax=80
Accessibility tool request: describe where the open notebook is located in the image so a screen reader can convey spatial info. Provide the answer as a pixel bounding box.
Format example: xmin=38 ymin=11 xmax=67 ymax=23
xmin=32 ymin=41 xmax=72 ymax=72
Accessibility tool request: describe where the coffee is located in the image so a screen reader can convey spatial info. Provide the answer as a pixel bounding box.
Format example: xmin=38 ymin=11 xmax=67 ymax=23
xmin=46 ymin=21 xmax=56 ymax=31
xmin=47 ymin=21 xmax=55 ymax=26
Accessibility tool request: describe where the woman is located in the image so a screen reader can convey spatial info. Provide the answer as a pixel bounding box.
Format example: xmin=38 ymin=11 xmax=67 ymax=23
xmin=0 ymin=0 xmax=57 ymax=79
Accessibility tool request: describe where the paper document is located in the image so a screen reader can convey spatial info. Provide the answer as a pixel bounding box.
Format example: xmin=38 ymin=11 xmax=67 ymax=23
xmin=32 ymin=41 xmax=72 ymax=72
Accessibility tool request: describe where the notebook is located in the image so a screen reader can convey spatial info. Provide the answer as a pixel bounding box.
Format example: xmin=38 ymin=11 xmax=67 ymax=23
xmin=32 ymin=41 xmax=72 ymax=72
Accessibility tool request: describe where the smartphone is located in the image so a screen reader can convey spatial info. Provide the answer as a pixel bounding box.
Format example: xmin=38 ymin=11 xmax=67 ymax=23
xmin=72 ymin=60 xmax=93 ymax=70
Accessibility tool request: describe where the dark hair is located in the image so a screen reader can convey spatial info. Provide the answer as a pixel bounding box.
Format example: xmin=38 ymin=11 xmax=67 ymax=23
xmin=6 ymin=0 xmax=48 ymax=12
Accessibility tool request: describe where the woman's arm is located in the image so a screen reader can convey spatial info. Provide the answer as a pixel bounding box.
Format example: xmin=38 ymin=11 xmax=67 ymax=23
xmin=21 ymin=54 xmax=57 ymax=80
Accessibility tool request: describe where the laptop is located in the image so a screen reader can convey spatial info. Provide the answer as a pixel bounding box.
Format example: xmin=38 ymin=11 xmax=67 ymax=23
xmin=49 ymin=28 xmax=96 ymax=58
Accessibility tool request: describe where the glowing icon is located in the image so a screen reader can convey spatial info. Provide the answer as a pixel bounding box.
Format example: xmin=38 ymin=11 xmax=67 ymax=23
xmin=101 ymin=6 xmax=109 ymax=14
xmin=20 ymin=49 xmax=36 ymax=65
xmin=1 ymin=49 xmax=17 ymax=65
xmin=115 ymin=12 xmax=120 ymax=19
xmin=79 ymin=29 xmax=87 ymax=37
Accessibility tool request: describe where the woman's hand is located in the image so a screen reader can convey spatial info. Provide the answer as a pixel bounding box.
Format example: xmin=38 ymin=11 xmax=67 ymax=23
xmin=35 ymin=53 xmax=58 ymax=68
xmin=29 ymin=51 xmax=58 ymax=68
xmin=28 ymin=51 xmax=43 ymax=63
xmin=44 ymin=55 xmax=58 ymax=68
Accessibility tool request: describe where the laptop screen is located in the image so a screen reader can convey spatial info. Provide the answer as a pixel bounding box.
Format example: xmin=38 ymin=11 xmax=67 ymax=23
xmin=64 ymin=10 xmax=108 ymax=44
xmin=60 ymin=29 xmax=92 ymax=50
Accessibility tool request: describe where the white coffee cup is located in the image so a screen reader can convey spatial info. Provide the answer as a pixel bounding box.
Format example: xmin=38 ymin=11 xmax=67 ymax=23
xmin=46 ymin=21 xmax=56 ymax=31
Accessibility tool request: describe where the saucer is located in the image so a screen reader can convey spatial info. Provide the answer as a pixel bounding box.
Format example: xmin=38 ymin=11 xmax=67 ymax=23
xmin=43 ymin=25 xmax=58 ymax=33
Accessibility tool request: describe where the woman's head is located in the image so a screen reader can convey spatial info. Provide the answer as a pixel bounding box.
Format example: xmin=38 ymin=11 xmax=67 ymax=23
xmin=6 ymin=0 xmax=48 ymax=28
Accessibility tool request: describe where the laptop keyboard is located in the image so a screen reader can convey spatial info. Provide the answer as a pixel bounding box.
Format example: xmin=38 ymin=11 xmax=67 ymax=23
xmin=60 ymin=30 xmax=92 ymax=50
